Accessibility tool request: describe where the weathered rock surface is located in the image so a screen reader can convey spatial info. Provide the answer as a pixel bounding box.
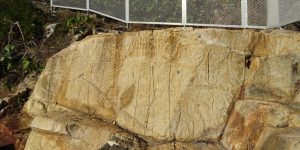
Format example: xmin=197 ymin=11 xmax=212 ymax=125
xmin=255 ymin=127 xmax=300 ymax=150
xmin=24 ymin=28 xmax=257 ymax=142
xmin=25 ymin=110 xmax=146 ymax=150
xmin=245 ymin=30 xmax=300 ymax=103
xmin=147 ymin=142 xmax=225 ymax=150
xmin=23 ymin=28 xmax=300 ymax=149
xmin=221 ymin=100 xmax=300 ymax=150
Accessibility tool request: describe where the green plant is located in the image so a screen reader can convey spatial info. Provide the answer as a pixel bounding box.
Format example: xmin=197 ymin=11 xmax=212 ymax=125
xmin=66 ymin=14 xmax=92 ymax=34
xmin=0 ymin=43 xmax=43 ymax=90
xmin=0 ymin=44 xmax=16 ymax=72
xmin=0 ymin=0 xmax=45 ymax=90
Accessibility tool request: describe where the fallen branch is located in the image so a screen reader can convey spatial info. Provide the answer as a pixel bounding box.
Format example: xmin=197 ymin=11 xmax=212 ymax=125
xmin=7 ymin=22 xmax=29 ymax=61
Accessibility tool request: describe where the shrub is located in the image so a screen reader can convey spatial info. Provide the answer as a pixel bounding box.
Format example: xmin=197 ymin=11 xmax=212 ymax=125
xmin=0 ymin=0 xmax=45 ymax=89
xmin=66 ymin=14 xmax=93 ymax=34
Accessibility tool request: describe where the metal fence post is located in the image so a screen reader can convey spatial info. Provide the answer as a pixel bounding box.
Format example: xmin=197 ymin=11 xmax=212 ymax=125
xmin=126 ymin=0 xmax=130 ymax=29
xmin=50 ymin=0 xmax=53 ymax=13
xmin=241 ymin=0 xmax=248 ymax=28
xmin=87 ymin=0 xmax=89 ymax=15
xmin=182 ymin=0 xmax=187 ymax=27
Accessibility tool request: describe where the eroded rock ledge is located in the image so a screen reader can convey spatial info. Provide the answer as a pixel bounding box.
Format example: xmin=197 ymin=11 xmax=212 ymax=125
xmin=23 ymin=28 xmax=300 ymax=150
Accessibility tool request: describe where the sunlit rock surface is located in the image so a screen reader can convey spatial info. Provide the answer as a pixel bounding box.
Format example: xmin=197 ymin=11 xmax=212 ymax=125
xmin=23 ymin=28 xmax=300 ymax=149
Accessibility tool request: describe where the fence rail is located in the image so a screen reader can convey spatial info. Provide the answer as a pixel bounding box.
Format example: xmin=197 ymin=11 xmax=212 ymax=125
xmin=51 ymin=0 xmax=300 ymax=29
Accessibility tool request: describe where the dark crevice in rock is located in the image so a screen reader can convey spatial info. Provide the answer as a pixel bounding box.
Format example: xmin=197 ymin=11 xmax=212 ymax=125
xmin=289 ymin=61 xmax=300 ymax=103
xmin=99 ymin=135 xmax=147 ymax=150
xmin=218 ymin=83 xmax=246 ymax=142
xmin=113 ymin=123 xmax=148 ymax=148
xmin=292 ymin=62 xmax=299 ymax=74
xmin=99 ymin=144 xmax=128 ymax=150
xmin=99 ymin=144 xmax=127 ymax=150
xmin=196 ymin=140 xmax=218 ymax=144
xmin=245 ymin=54 xmax=253 ymax=69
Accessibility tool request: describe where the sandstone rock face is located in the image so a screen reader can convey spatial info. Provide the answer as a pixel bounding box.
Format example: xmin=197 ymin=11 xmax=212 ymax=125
xmin=221 ymin=100 xmax=300 ymax=150
xmin=255 ymin=127 xmax=300 ymax=150
xmin=23 ymin=28 xmax=300 ymax=149
xmin=24 ymin=28 xmax=256 ymax=141
xmin=147 ymin=142 xmax=225 ymax=150
xmin=25 ymin=110 xmax=146 ymax=150
xmin=245 ymin=30 xmax=300 ymax=103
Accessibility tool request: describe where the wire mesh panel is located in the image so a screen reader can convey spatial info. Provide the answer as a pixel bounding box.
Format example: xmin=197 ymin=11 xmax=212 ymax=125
xmin=129 ymin=0 xmax=182 ymax=23
xmin=248 ymin=0 xmax=268 ymax=26
xmin=187 ymin=0 xmax=242 ymax=25
xmin=279 ymin=0 xmax=300 ymax=26
xmin=89 ymin=0 xmax=125 ymax=21
xmin=50 ymin=0 xmax=300 ymax=29
xmin=52 ymin=0 xmax=87 ymax=9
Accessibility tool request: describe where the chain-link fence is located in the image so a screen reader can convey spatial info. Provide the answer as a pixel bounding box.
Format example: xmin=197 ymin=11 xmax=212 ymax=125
xmin=51 ymin=0 xmax=300 ymax=29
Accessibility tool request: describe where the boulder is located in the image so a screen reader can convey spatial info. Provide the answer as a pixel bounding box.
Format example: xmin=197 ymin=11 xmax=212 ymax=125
xmin=24 ymin=28 xmax=259 ymax=141
xmin=22 ymin=28 xmax=300 ymax=149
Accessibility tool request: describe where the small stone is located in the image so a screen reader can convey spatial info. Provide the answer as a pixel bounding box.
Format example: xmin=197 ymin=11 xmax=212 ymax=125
xmin=108 ymin=30 xmax=120 ymax=34
xmin=45 ymin=23 xmax=58 ymax=39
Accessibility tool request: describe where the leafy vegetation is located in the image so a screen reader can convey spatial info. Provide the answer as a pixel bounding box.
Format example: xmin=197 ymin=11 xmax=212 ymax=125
xmin=0 ymin=0 xmax=45 ymax=89
xmin=66 ymin=14 xmax=93 ymax=34
xmin=0 ymin=42 xmax=42 ymax=90
xmin=0 ymin=43 xmax=42 ymax=74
